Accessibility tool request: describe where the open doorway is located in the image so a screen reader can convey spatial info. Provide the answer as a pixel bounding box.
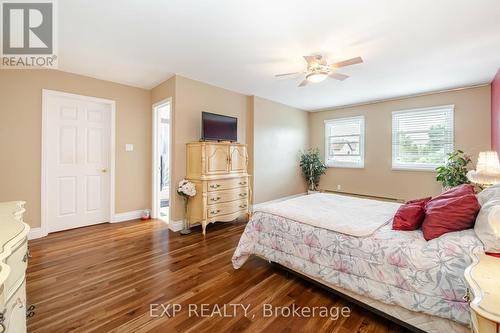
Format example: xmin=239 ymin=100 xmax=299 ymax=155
xmin=152 ymin=99 xmax=171 ymax=223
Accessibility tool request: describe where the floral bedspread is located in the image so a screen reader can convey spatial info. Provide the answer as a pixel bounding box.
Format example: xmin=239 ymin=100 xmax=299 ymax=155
xmin=232 ymin=212 xmax=484 ymax=324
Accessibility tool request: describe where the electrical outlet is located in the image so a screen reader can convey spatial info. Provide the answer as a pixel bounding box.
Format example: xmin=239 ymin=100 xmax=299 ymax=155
xmin=337 ymin=185 xmax=341 ymax=191
xmin=125 ymin=144 xmax=134 ymax=152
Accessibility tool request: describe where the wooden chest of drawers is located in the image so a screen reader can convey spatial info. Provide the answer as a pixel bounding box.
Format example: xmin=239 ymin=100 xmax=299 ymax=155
xmin=186 ymin=142 xmax=251 ymax=235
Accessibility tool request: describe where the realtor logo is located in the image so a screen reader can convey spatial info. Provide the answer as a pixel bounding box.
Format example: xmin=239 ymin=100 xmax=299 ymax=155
xmin=1 ymin=0 xmax=57 ymax=68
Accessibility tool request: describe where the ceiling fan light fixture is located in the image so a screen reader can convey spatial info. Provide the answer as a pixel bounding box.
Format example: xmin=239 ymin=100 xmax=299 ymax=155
xmin=306 ymin=71 xmax=328 ymax=83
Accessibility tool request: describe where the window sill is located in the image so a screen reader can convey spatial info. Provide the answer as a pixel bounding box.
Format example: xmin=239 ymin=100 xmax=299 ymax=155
xmin=392 ymin=166 xmax=437 ymax=172
xmin=326 ymin=163 xmax=365 ymax=169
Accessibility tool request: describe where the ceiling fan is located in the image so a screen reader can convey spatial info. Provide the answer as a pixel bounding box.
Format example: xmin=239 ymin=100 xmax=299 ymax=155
xmin=275 ymin=55 xmax=363 ymax=87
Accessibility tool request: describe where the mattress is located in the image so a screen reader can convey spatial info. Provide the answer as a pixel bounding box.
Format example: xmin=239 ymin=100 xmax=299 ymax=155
xmin=256 ymin=193 xmax=401 ymax=236
xmin=232 ymin=211 xmax=484 ymax=324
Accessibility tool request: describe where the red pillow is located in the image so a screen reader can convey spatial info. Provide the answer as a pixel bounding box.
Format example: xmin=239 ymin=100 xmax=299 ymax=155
xmin=422 ymin=193 xmax=480 ymax=241
xmin=436 ymin=184 xmax=475 ymax=199
xmin=393 ymin=197 xmax=432 ymax=231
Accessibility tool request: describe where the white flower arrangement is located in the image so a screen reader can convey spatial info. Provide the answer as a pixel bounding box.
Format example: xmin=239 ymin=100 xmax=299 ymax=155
xmin=177 ymin=179 xmax=196 ymax=197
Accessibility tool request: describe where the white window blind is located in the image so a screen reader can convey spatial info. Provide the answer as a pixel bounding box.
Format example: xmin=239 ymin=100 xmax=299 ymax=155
xmin=324 ymin=116 xmax=365 ymax=168
xmin=392 ymin=105 xmax=454 ymax=170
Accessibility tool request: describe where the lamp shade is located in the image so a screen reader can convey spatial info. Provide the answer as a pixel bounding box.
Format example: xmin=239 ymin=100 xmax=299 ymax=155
xmin=477 ymin=151 xmax=500 ymax=174
xmin=467 ymin=151 xmax=500 ymax=185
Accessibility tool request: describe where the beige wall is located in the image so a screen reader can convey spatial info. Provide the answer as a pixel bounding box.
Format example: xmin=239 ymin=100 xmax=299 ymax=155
xmin=3 ymin=68 xmax=490 ymax=229
xmin=152 ymin=75 xmax=250 ymax=221
xmin=309 ymin=85 xmax=491 ymax=201
xmin=246 ymin=96 xmax=255 ymax=196
xmin=151 ymin=75 xmax=175 ymax=105
xmin=0 ymin=70 xmax=152 ymax=228
xmin=252 ymin=97 xmax=308 ymax=203
xmin=150 ymin=77 xmax=309 ymax=218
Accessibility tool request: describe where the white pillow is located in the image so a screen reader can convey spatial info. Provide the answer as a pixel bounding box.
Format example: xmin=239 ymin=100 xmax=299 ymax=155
xmin=477 ymin=184 xmax=500 ymax=205
xmin=474 ymin=198 xmax=500 ymax=252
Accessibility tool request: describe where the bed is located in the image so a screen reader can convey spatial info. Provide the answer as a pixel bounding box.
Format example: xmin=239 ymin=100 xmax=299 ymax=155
xmin=232 ymin=193 xmax=484 ymax=333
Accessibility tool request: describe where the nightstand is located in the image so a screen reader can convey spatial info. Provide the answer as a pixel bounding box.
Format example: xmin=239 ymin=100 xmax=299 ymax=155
xmin=464 ymin=253 xmax=500 ymax=333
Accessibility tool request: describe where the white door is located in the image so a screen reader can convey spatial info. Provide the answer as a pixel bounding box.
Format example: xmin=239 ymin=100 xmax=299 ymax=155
xmin=152 ymin=101 xmax=171 ymax=221
xmin=45 ymin=92 xmax=112 ymax=232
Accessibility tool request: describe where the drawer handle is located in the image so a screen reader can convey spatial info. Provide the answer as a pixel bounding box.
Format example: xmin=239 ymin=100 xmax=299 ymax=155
xmin=210 ymin=209 xmax=221 ymax=215
xmin=239 ymin=204 xmax=247 ymax=208
xmin=210 ymin=197 xmax=221 ymax=202
xmin=239 ymin=181 xmax=247 ymax=185
xmin=239 ymin=193 xmax=247 ymax=197
xmin=463 ymin=288 xmax=471 ymax=303
xmin=0 ymin=308 xmax=5 ymax=333
xmin=26 ymin=304 xmax=36 ymax=318
xmin=22 ymin=247 xmax=31 ymax=263
xmin=210 ymin=184 xmax=221 ymax=189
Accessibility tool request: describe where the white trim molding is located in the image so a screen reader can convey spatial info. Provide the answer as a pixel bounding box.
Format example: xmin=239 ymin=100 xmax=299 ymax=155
xmin=324 ymin=116 xmax=365 ymax=169
xmin=152 ymin=98 xmax=173 ymax=220
xmin=111 ymin=210 xmax=147 ymax=223
xmin=391 ymin=104 xmax=454 ymax=171
xmin=168 ymin=193 xmax=309 ymax=233
xmin=41 ymin=89 xmax=116 ymax=236
xmin=168 ymin=220 xmax=184 ymax=232
xmin=28 ymin=227 xmax=48 ymax=240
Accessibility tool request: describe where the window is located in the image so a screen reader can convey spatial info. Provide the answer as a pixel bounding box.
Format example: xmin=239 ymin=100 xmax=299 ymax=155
xmin=324 ymin=116 xmax=365 ymax=168
xmin=392 ymin=105 xmax=454 ymax=170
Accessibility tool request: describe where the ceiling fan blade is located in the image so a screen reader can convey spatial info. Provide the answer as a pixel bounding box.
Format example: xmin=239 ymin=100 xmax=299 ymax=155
xmin=331 ymin=56 xmax=363 ymax=68
xmin=329 ymin=72 xmax=349 ymax=81
xmin=298 ymin=79 xmax=309 ymax=87
xmin=275 ymin=72 xmax=301 ymax=77
xmin=303 ymin=55 xmax=317 ymax=64
xmin=304 ymin=55 xmax=325 ymax=66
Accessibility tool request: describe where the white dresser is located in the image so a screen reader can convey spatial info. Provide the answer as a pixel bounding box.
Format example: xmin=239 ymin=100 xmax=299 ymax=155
xmin=0 ymin=202 xmax=30 ymax=333
xmin=464 ymin=253 xmax=500 ymax=333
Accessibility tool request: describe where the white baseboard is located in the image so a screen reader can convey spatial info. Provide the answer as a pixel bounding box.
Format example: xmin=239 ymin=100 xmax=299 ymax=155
xmin=252 ymin=192 xmax=306 ymax=211
xmin=28 ymin=210 xmax=148 ymax=240
xmin=169 ymin=220 xmax=184 ymax=232
xmin=28 ymin=227 xmax=48 ymax=240
xmin=167 ymin=194 xmax=307 ymax=234
xmin=111 ymin=210 xmax=146 ymax=223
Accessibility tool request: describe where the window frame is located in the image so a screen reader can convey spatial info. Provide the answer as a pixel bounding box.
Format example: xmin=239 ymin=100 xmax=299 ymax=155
xmin=391 ymin=105 xmax=454 ymax=172
xmin=324 ymin=115 xmax=365 ymax=169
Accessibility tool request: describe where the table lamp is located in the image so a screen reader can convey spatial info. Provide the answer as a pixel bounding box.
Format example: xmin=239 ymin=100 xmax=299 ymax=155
xmin=466 ymin=151 xmax=500 ymax=186
xmin=467 ymin=151 xmax=500 ymax=258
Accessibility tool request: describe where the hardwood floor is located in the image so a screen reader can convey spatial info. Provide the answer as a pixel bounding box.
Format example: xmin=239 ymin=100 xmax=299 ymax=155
xmin=27 ymin=220 xmax=411 ymax=333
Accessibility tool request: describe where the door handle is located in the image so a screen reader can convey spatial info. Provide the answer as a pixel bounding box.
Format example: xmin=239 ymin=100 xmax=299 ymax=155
xmin=101 ymin=168 xmax=108 ymax=173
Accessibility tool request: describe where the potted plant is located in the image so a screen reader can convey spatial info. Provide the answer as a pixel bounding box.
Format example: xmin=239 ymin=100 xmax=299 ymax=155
xmin=435 ymin=150 xmax=472 ymax=190
xmin=299 ymin=148 xmax=327 ymax=194
xmin=177 ymin=179 xmax=197 ymax=235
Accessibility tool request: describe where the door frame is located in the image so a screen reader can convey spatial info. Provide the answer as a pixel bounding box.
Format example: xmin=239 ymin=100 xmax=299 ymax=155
xmin=151 ymin=98 xmax=172 ymax=221
xmin=41 ymin=89 xmax=116 ymax=237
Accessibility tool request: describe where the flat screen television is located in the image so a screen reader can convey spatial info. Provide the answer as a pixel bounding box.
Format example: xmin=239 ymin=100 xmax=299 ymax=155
xmin=201 ymin=112 xmax=237 ymax=142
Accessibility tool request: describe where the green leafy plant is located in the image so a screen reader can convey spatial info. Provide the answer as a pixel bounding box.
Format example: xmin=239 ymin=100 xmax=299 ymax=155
xmin=299 ymin=148 xmax=327 ymax=191
xmin=435 ymin=150 xmax=472 ymax=189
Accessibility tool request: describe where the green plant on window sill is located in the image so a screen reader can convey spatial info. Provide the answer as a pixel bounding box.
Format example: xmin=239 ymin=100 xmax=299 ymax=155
xmin=299 ymin=148 xmax=327 ymax=191
xmin=435 ymin=150 xmax=472 ymax=190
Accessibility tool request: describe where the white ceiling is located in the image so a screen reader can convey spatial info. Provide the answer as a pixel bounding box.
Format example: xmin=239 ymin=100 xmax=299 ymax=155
xmin=58 ymin=0 xmax=500 ymax=111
